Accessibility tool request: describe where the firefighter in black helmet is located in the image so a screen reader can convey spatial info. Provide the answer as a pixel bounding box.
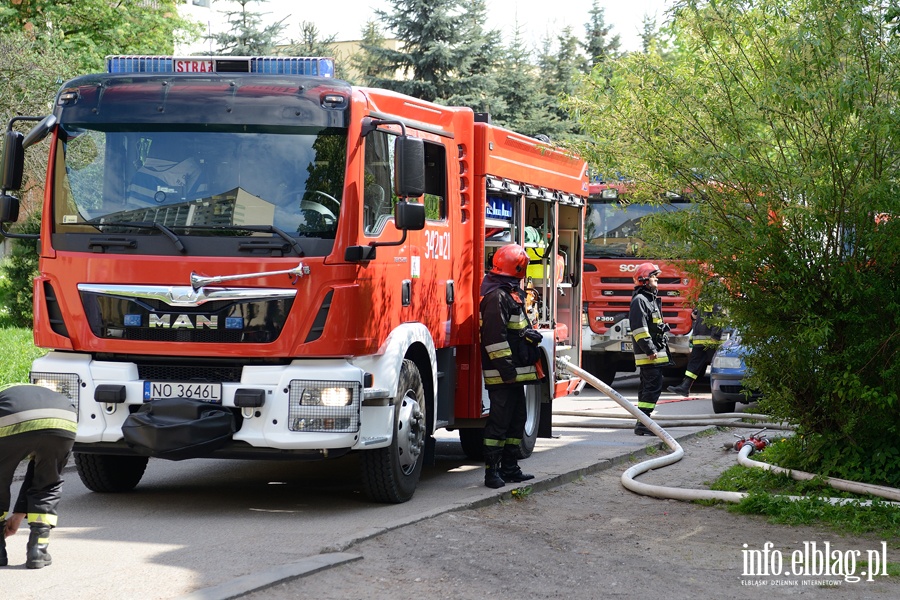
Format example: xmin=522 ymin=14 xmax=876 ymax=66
xmin=479 ymin=244 xmax=543 ymax=488
xmin=629 ymin=263 xmax=671 ymax=435
xmin=1 ymin=384 xmax=77 ymax=569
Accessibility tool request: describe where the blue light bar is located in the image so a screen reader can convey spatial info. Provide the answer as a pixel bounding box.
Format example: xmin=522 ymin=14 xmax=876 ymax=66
xmin=106 ymin=56 xmax=335 ymax=77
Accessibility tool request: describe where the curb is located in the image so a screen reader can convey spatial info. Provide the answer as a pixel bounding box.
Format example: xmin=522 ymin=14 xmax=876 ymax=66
xmin=173 ymin=552 xmax=363 ymax=600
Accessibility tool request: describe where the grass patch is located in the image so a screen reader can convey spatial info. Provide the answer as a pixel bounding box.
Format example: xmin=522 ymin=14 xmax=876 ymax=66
xmin=0 ymin=326 xmax=48 ymax=385
xmin=710 ymin=461 xmax=900 ymax=539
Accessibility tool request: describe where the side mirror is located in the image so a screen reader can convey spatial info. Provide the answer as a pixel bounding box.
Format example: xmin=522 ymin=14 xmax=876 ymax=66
xmin=1 ymin=130 xmax=25 ymax=191
xmin=22 ymin=115 xmax=57 ymax=150
xmin=394 ymin=201 xmax=425 ymax=231
xmin=394 ymin=135 xmax=425 ymax=198
xmin=0 ymin=193 xmax=20 ymax=223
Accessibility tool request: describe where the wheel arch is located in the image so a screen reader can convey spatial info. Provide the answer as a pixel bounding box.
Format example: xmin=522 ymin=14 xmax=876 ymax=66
xmin=352 ymin=322 xmax=438 ymax=436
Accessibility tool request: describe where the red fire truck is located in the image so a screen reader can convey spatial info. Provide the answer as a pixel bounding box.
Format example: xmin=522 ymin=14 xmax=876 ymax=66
xmin=581 ymin=181 xmax=694 ymax=384
xmin=0 ymin=55 xmax=588 ymax=503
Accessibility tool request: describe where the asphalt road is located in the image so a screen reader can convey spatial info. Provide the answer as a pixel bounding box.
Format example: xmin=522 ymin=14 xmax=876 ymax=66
xmin=5 ymin=373 xmax=746 ymax=600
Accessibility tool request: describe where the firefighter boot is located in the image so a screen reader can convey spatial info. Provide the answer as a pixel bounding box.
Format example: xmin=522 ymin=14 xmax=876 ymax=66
xmin=484 ymin=447 xmax=505 ymax=489
xmin=667 ymin=377 xmax=693 ymax=397
xmin=634 ymin=408 xmax=654 ymax=436
xmin=26 ymin=524 xmax=52 ymax=569
xmin=0 ymin=520 xmax=7 ymax=567
xmin=500 ymin=446 xmax=534 ymax=483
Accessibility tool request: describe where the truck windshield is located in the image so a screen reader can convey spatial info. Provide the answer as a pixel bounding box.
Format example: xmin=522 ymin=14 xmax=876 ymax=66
xmin=53 ymin=127 xmax=347 ymax=239
xmin=584 ymin=199 xmax=694 ymax=258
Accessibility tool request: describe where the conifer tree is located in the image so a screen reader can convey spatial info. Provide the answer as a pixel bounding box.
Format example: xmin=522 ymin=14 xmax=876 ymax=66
xmin=583 ymin=0 xmax=621 ymax=69
xmin=491 ymin=24 xmax=554 ymax=138
xmin=208 ymin=0 xmax=286 ymax=56
xmin=537 ymin=27 xmax=587 ymax=139
xmin=442 ymin=0 xmax=504 ymax=112
xmin=367 ymin=0 xmax=468 ymax=102
xmin=352 ymin=21 xmax=395 ymax=87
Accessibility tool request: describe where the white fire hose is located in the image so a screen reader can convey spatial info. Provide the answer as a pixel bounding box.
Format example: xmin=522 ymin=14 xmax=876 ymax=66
xmin=555 ymin=357 xmax=900 ymax=505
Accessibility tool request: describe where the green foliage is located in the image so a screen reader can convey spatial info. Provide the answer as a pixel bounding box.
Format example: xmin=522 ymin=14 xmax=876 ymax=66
xmin=208 ymin=0 xmax=286 ymax=56
xmin=765 ymin=431 xmax=900 ymax=489
xmin=0 ymin=327 xmax=47 ymax=385
xmin=0 ymin=33 xmax=71 ymax=215
xmin=568 ymin=0 xmax=900 ymax=473
xmin=489 ymin=24 xmax=555 ymax=138
xmin=368 ymin=0 xmax=491 ymax=103
xmin=0 ymin=213 xmax=41 ymax=328
xmin=710 ymin=460 xmax=900 ymax=539
xmin=0 ymin=0 xmax=200 ymax=74
xmin=350 ymin=21 xmax=396 ymax=87
xmin=583 ymin=0 xmax=622 ymax=68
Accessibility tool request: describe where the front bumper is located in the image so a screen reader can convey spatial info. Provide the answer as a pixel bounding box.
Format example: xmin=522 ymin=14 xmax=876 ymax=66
xmin=31 ymin=352 xmax=395 ymax=454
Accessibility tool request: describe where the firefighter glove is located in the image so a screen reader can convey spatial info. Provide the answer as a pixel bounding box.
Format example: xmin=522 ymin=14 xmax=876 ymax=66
xmin=522 ymin=329 xmax=542 ymax=346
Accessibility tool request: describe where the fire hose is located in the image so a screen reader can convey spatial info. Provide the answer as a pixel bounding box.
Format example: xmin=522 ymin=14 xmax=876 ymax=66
xmin=555 ymin=356 xmax=900 ymax=505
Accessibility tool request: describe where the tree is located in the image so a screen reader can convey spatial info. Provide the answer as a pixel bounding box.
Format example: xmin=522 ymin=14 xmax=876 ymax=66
xmin=638 ymin=13 xmax=659 ymax=54
xmin=489 ymin=23 xmax=551 ymax=137
xmin=0 ymin=0 xmax=200 ymax=73
xmin=442 ymin=0 xmax=504 ymax=113
xmin=0 ymin=33 xmax=70 ymax=210
xmin=366 ymin=0 xmax=471 ymax=102
xmin=569 ymin=0 xmax=900 ymax=485
xmin=351 ymin=21 xmax=395 ymax=87
xmin=0 ymin=33 xmax=70 ymax=325
xmin=537 ymin=27 xmax=587 ymax=140
xmin=281 ymin=21 xmax=347 ymax=79
xmin=208 ymin=0 xmax=285 ymax=56
xmin=582 ymin=0 xmax=621 ymax=69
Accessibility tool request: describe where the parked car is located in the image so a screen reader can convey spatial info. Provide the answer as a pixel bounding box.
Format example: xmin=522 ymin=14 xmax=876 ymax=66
xmin=709 ymin=332 xmax=761 ymax=414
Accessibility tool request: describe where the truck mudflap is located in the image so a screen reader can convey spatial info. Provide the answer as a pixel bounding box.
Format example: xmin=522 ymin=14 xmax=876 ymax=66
xmin=121 ymin=398 xmax=235 ymax=461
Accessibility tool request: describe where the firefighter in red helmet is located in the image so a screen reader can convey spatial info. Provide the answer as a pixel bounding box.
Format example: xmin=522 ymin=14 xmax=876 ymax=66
xmin=629 ymin=263 xmax=671 ymax=435
xmin=479 ymin=244 xmax=543 ymax=488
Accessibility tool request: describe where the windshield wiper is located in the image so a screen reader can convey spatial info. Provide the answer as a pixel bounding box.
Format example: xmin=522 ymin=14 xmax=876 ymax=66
xmin=201 ymin=225 xmax=304 ymax=256
xmin=94 ymin=221 xmax=186 ymax=253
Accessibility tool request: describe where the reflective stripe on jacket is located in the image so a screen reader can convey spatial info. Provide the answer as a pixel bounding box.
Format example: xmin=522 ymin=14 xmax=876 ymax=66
xmin=0 ymin=384 xmax=77 ymax=440
xmin=480 ymin=285 xmax=539 ymax=387
xmin=690 ymin=305 xmax=724 ymax=348
xmin=629 ymin=286 xmax=669 ymax=366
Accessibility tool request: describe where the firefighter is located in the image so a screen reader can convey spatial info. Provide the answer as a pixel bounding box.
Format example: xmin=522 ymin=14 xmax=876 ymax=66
xmin=0 ymin=384 xmax=77 ymax=569
xmin=480 ymin=244 xmax=543 ymax=488
xmin=629 ymin=263 xmax=671 ymax=436
xmin=668 ymin=303 xmax=724 ymax=397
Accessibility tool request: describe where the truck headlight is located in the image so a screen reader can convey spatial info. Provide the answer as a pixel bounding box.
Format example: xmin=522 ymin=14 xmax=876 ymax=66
xmin=288 ymin=380 xmax=360 ymax=433
xmin=300 ymin=386 xmax=352 ymax=407
xmin=30 ymin=372 xmax=81 ymax=417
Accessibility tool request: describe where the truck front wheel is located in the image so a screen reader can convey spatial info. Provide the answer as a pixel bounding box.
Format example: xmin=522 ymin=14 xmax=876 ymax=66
xmin=360 ymin=359 xmax=426 ymax=503
xmin=582 ymin=353 xmax=617 ymax=385
xmin=74 ymin=453 xmax=149 ymax=492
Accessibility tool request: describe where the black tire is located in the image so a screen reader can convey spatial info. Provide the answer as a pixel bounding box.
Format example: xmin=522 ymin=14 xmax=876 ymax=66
xmin=712 ymin=400 xmax=736 ymax=414
xmin=515 ymin=384 xmax=541 ymax=459
xmin=458 ymin=427 xmax=484 ymax=461
xmin=461 ymin=384 xmax=541 ymax=462
xmin=74 ymin=453 xmax=149 ymax=492
xmin=582 ymin=353 xmax=617 ymax=385
xmin=360 ymin=359 xmax=427 ymax=503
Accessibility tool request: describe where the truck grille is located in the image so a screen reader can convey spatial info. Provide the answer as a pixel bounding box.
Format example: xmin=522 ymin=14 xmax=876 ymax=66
xmin=137 ymin=364 xmax=243 ymax=382
xmin=80 ymin=291 xmax=294 ymax=344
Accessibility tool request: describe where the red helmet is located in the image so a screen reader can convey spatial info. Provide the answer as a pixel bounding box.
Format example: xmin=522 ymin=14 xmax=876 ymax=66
xmin=634 ymin=262 xmax=661 ymax=285
xmin=491 ymin=245 xmax=530 ymax=278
